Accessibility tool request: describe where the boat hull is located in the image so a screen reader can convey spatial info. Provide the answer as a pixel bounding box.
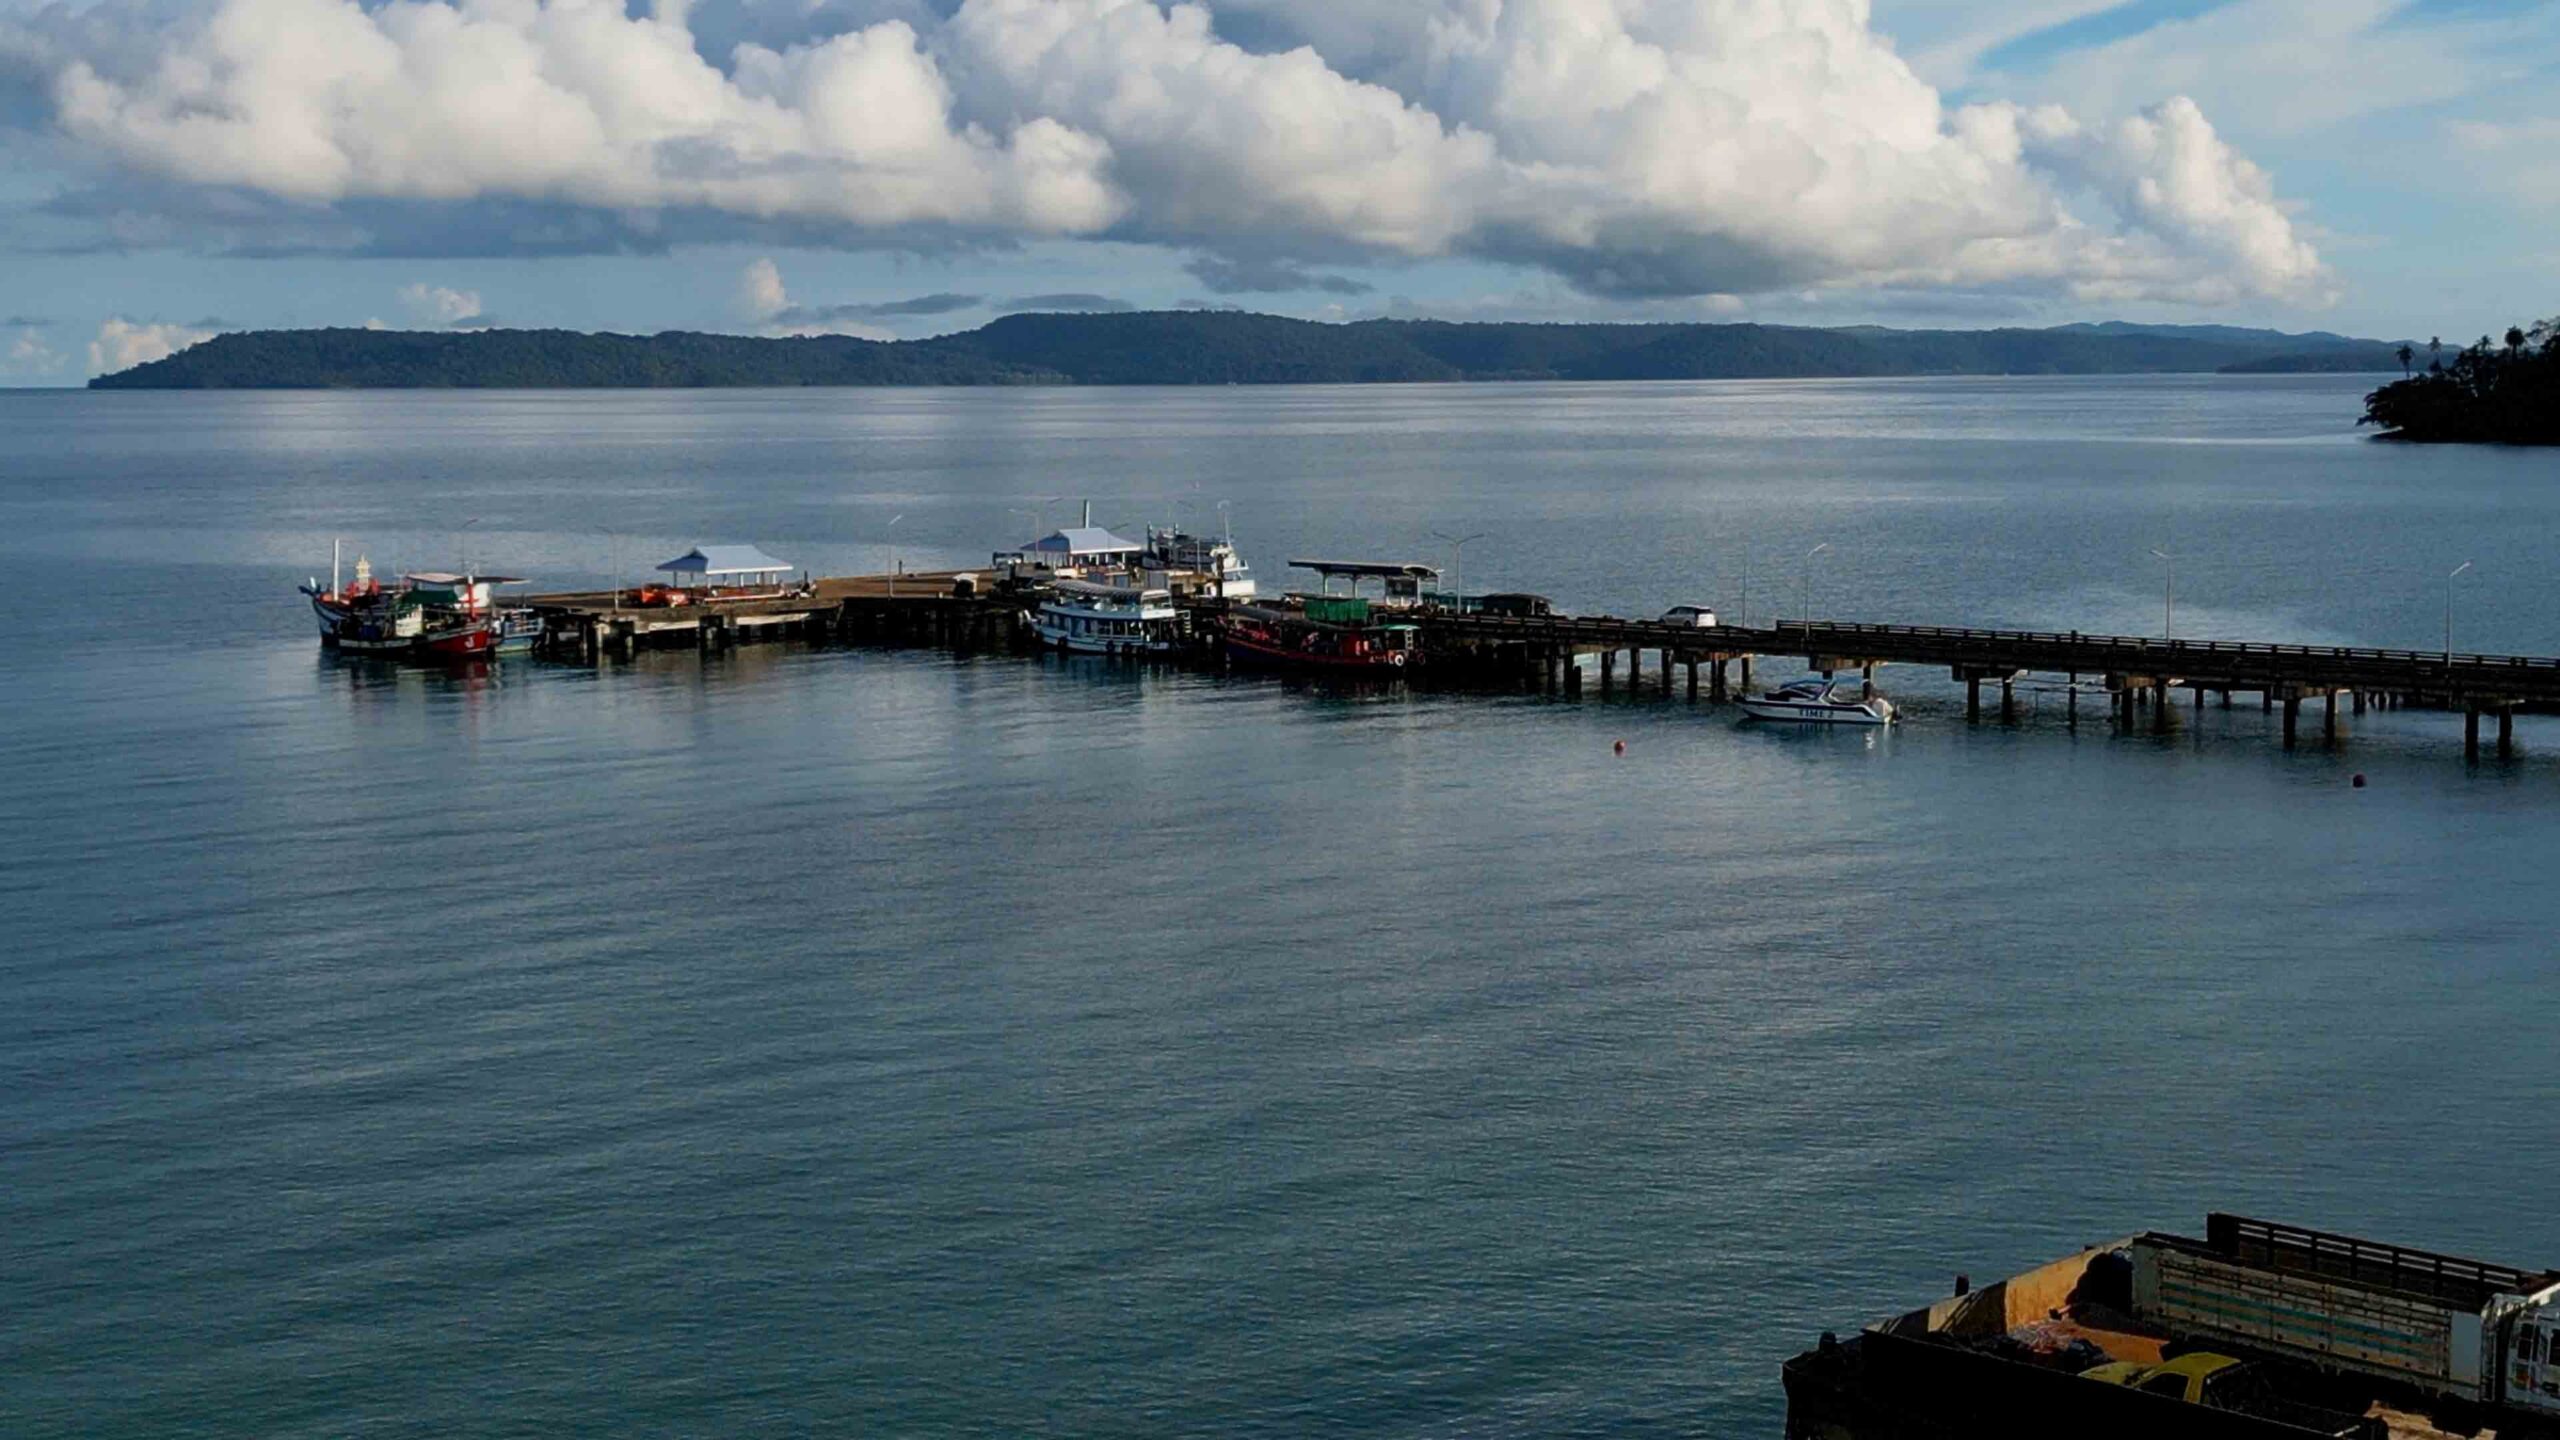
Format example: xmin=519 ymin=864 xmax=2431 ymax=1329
xmin=1223 ymin=633 xmax=1411 ymax=672
xmin=1738 ymin=696 xmax=1894 ymax=725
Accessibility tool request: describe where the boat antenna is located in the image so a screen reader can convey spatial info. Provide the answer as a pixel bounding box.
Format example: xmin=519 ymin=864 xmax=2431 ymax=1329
xmin=332 ymin=537 xmax=341 ymax=596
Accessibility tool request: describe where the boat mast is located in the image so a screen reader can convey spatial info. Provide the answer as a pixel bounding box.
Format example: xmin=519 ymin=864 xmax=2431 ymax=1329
xmin=331 ymin=538 xmax=341 ymax=595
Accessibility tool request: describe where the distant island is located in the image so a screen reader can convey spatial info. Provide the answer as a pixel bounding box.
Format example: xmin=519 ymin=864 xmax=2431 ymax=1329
xmin=2361 ymin=322 xmax=2558 ymax=444
xmin=88 ymin=312 xmax=2408 ymax=390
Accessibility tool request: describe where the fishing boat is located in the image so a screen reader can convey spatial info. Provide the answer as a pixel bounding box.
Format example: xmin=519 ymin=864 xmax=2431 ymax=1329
xmin=1737 ymin=677 xmax=1896 ymax=725
xmin=1221 ymin=602 xmax=1417 ymax=672
xmin=1033 ymin=579 xmax=1179 ymax=655
xmin=1143 ymin=525 xmax=1257 ymax=599
xmin=299 ymin=546 xmax=511 ymax=660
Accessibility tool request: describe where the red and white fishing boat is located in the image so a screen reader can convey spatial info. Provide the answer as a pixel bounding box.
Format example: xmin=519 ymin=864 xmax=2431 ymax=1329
xmin=301 ymin=544 xmax=513 ymax=659
xmin=1221 ymin=603 xmax=1420 ymax=672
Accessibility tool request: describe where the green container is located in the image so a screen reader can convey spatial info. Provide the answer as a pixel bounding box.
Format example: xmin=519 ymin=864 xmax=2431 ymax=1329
xmin=1303 ymin=597 xmax=1372 ymax=625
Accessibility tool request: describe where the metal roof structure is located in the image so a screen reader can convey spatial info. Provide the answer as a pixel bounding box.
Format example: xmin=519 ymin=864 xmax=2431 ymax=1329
xmin=656 ymin=545 xmax=794 ymax=577
xmin=1021 ymin=526 xmax=1143 ymax=557
xmin=1287 ymin=559 xmax=1442 ymax=580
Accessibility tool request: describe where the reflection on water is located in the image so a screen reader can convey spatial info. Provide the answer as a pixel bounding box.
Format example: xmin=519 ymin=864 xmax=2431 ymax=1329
xmin=3 ymin=379 xmax=2557 ymax=1440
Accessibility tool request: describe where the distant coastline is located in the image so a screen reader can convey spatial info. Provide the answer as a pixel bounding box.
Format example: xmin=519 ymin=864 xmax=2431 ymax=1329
xmin=87 ymin=312 xmax=2406 ymax=390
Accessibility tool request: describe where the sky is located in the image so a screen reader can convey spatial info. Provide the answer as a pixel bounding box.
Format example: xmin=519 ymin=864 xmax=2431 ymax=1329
xmin=0 ymin=0 xmax=2552 ymax=383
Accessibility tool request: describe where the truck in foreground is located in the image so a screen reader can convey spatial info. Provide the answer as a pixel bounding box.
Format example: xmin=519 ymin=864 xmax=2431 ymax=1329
xmin=1784 ymin=1213 xmax=2560 ymax=1439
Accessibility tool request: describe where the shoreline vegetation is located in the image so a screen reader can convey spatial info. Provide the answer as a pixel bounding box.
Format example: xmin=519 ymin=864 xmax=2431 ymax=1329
xmin=86 ymin=312 xmax=2405 ymax=390
xmin=2362 ymin=320 xmax=2559 ymax=444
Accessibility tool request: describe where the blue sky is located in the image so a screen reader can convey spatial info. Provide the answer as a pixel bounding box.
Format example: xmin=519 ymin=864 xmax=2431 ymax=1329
xmin=1 ymin=0 xmax=2552 ymax=383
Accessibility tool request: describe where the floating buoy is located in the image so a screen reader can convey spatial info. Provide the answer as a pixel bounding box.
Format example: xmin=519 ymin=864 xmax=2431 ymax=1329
xmin=1613 ymin=739 xmax=1626 ymax=755
xmin=2352 ymin=773 xmax=2367 ymax=789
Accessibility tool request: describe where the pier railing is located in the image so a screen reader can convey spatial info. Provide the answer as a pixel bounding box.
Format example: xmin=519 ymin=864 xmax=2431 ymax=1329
xmin=1424 ymin=613 xmax=2560 ymax=701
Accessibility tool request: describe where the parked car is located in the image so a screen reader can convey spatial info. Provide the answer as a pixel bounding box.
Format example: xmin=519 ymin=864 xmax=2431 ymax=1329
xmin=1477 ymin=592 xmax=1555 ymax=619
xmin=1661 ymin=604 xmax=1718 ymax=627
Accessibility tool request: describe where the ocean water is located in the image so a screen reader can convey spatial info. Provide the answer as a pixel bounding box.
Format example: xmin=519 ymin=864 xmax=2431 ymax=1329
xmin=4 ymin=375 xmax=2557 ymax=1439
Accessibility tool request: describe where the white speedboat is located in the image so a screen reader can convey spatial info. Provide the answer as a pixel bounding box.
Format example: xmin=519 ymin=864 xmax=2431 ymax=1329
xmin=1034 ymin=579 xmax=1179 ymax=655
xmin=1738 ymin=677 xmax=1896 ymax=725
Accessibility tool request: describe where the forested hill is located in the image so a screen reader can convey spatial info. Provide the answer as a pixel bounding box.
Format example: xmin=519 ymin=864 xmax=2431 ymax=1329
xmin=88 ymin=312 xmax=2401 ymax=389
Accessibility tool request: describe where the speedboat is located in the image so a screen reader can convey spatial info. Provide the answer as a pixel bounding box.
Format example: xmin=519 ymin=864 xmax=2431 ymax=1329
xmin=1738 ymin=677 xmax=1896 ymax=726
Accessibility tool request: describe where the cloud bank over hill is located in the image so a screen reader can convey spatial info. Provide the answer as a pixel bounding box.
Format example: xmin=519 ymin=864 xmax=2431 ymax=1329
xmin=0 ymin=0 xmax=2332 ymax=307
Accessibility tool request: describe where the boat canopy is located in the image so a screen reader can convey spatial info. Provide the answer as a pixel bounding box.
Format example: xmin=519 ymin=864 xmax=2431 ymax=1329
xmin=656 ymin=545 xmax=793 ymax=578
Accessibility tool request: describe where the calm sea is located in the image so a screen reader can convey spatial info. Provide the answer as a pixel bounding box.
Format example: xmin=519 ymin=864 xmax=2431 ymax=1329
xmin=4 ymin=376 xmax=2556 ymax=1439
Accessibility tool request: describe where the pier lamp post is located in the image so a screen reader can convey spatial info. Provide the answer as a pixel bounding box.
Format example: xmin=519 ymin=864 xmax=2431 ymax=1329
xmin=1801 ymin=542 xmax=1828 ymax=639
xmin=2446 ymin=561 xmax=2473 ymax=661
xmin=1432 ymin=530 xmax=1486 ymax=607
xmin=2149 ymin=548 xmax=2174 ymax=640
xmin=885 ymin=513 xmax=906 ymax=598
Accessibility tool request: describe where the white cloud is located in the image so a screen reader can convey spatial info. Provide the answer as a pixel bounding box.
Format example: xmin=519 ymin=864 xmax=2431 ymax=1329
xmin=87 ymin=316 xmax=216 ymax=374
xmin=398 ymin=281 xmax=482 ymax=325
xmin=4 ymin=327 xmax=64 ymax=375
xmin=2016 ymin=0 xmax=2554 ymax=141
xmin=738 ymin=256 xmax=788 ymax=320
xmin=2449 ymin=119 xmax=2560 ymax=211
xmin=8 ymin=0 xmax=2336 ymax=307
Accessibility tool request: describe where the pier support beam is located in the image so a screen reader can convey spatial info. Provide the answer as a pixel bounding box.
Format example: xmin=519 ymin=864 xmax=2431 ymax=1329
xmin=1599 ymin=651 xmax=1614 ymax=696
xmin=2466 ymin=706 xmax=2482 ymax=763
xmin=2282 ymin=693 xmax=2300 ymax=749
xmin=2353 ymin=690 xmax=2367 ymax=715
xmin=1686 ymin=659 xmax=1699 ymax=702
xmin=1967 ymin=676 xmax=1982 ymax=723
xmin=2500 ymin=707 xmax=2515 ymax=758
xmin=2323 ymin=689 xmax=2339 ymax=744
xmin=1566 ymin=658 xmax=1583 ymax=697
xmin=1740 ymin=656 xmax=1753 ymax=691
xmin=2001 ymin=678 xmax=2017 ymax=724
xmin=1710 ymin=660 xmax=1728 ymax=703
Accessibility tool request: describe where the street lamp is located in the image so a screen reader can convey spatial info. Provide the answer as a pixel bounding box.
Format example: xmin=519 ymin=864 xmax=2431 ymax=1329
xmin=885 ymin=513 xmax=906 ymax=597
xmin=2446 ymin=560 xmax=2473 ymax=661
xmin=1431 ymin=530 xmax=1486 ymax=606
xmin=1800 ymin=542 xmax=1828 ymax=637
xmin=2149 ymin=548 xmax=2174 ymax=640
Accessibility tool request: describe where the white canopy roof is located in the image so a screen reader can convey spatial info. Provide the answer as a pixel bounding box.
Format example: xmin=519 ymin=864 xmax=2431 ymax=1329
xmin=657 ymin=545 xmax=793 ymax=577
xmin=1021 ymin=526 xmax=1142 ymax=557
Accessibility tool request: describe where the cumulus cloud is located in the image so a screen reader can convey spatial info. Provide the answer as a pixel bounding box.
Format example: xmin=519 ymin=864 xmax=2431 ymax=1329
xmin=4 ymin=0 xmax=2334 ymax=306
xmin=398 ymin=281 xmax=483 ymax=325
xmin=738 ymin=256 xmax=789 ymax=319
xmin=88 ymin=316 xmax=216 ymax=374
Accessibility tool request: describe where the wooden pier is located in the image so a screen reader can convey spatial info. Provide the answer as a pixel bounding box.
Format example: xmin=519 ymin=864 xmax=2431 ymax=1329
xmin=526 ymin=575 xmax=2560 ymax=763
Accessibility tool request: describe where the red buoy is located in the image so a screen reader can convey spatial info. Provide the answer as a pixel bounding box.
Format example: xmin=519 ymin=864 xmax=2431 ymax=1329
xmin=2352 ymin=773 xmax=2367 ymax=789
xmin=1613 ymin=739 xmax=1626 ymax=755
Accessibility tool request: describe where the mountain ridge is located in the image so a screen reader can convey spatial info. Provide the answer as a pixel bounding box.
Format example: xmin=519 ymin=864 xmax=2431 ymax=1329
xmin=89 ymin=311 xmax=2403 ymax=389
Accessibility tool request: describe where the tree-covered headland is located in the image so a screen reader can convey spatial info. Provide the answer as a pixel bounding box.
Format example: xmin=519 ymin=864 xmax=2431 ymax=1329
xmin=2363 ymin=320 xmax=2560 ymax=444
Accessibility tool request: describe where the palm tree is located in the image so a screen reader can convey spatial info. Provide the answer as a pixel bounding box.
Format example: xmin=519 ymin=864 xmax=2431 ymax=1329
xmin=2428 ymin=336 xmax=2443 ymax=372
xmin=2397 ymin=344 xmax=2414 ymax=377
xmin=2507 ymin=326 xmax=2526 ymax=356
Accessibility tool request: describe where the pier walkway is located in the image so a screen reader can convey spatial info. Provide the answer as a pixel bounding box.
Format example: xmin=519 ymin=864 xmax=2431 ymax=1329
xmin=1422 ymin=613 xmax=2560 ymax=757
xmin=526 ymin=574 xmax=2560 ymax=763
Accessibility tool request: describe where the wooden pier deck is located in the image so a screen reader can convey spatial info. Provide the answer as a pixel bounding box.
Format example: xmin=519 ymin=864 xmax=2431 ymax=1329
xmin=521 ymin=573 xmax=2560 ymax=763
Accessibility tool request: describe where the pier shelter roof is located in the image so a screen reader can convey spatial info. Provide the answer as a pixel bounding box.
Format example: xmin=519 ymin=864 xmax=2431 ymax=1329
xmin=1020 ymin=526 xmax=1143 ymax=558
xmin=657 ymin=545 xmax=794 ymax=578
